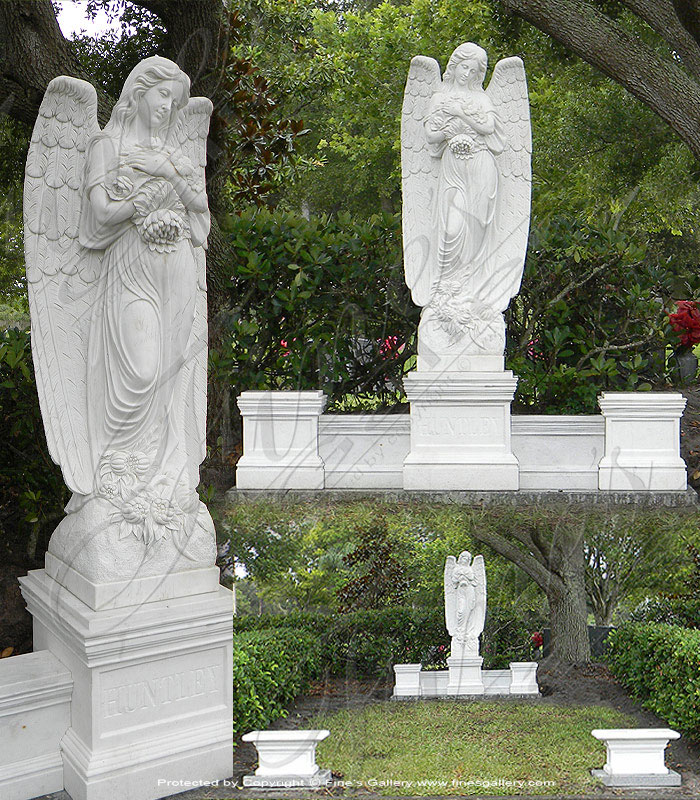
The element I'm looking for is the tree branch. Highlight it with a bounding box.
[499,0,700,160]
[463,521,565,596]
[619,0,700,80]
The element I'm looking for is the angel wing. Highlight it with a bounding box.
[167,97,213,489]
[401,55,442,307]
[444,554,457,635]
[471,554,487,637]
[24,76,102,495]
[478,56,531,311]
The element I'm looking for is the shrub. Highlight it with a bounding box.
[607,622,700,740]
[217,208,417,409]
[232,627,323,736]
[0,327,67,563]
[232,604,536,677]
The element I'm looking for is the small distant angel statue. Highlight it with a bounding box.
[402,43,531,364]
[24,56,216,579]
[444,551,487,656]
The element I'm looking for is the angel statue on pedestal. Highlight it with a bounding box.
[24,56,216,584]
[402,43,531,371]
[444,551,487,657]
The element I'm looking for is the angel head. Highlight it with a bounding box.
[104,56,190,141]
[444,43,488,91]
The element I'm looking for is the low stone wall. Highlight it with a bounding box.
[236,390,691,494]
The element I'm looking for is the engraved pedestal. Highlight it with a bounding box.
[403,371,519,490]
[19,570,233,800]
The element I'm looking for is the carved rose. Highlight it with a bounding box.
[138,209,185,252]
[150,496,177,527]
[448,134,475,159]
[99,450,151,497]
[111,475,185,548]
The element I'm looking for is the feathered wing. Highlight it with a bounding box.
[401,55,442,307]
[480,56,531,311]
[167,97,213,489]
[24,76,101,495]
[473,555,487,637]
[444,555,457,635]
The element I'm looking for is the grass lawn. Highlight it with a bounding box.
[312,701,638,795]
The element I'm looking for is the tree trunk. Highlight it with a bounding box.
[548,577,591,662]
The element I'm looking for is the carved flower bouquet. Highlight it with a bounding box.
[667,300,700,383]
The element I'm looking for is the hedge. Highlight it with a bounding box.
[232,628,323,736]
[607,622,700,740]
[232,605,535,677]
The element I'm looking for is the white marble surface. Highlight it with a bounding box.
[0,651,72,800]
[25,57,216,587]
[403,371,519,490]
[592,728,680,779]
[20,569,233,800]
[236,391,327,489]
[401,43,530,371]
[444,552,486,657]
[242,730,331,788]
[598,393,687,490]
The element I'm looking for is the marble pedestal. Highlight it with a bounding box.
[403,371,519,490]
[445,656,484,695]
[236,391,327,489]
[19,570,233,800]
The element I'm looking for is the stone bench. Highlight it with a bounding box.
[591,728,681,787]
[0,650,72,800]
[242,729,331,788]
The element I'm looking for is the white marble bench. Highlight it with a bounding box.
[242,729,332,788]
[591,728,681,787]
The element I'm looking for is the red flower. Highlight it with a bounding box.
[531,631,544,648]
[378,335,403,360]
[668,301,700,347]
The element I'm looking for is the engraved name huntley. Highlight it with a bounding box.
[103,664,222,718]
[415,415,499,438]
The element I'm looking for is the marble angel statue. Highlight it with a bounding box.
[402,43,531,369]
[24,56,215,582]
[444,551,487,657]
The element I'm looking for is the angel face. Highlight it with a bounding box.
[454,60,479,87]
[137,80,180,134]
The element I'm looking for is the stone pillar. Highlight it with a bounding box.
[403,372,519,490]
[445,655,484,695]
[392,664,422,697]
[236,391,327,490]
[509,661,539,694]
[598,392,687,491]
[19,571,233,800]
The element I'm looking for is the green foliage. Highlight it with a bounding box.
[217,208,416,405]
[231,627,323,735]
[507,215,700,413]
[629,597,700,629]
[337,517,410,612]
[0,328,67,562]
[607,623,700,740]
[232,604,539,675]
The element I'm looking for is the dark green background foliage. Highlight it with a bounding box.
[607,623,700,741]
[231,627,324,735]
[215,209,417,407]
[0,328,67,563]
[231,606,536,674]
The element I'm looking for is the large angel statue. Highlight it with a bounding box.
[402,43,531,369]
[24,56,216,582]
[444,551,487,657]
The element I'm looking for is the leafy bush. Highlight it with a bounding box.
[607,622,700,740]
[232,627,323,736]
[216,208,416,409]
[232,604,536,676]
[0,328,67,563]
